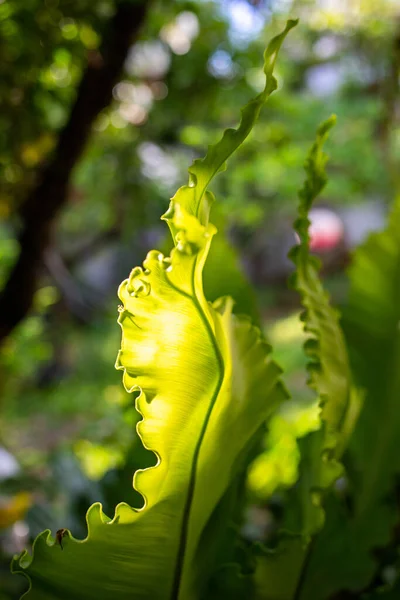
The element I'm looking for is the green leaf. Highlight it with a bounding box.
[298,193,400,598]
[255,117,357,600]
[13,282,285,599]
[288,115,357,532]
[289,116,349,455]
[12,21,296,600]
[255,534,307,600]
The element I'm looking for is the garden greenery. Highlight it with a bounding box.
[11,19,400,599]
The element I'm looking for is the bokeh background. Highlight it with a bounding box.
[0,0,399,597]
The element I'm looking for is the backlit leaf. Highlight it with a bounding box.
[12,21,296,600]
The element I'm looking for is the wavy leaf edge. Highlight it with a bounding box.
[12,20,298,600]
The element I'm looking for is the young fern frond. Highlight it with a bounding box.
[255,117,358,600]
[298,188,400,599]
[288,116,357,531]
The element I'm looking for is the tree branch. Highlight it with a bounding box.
[0,0,148,344]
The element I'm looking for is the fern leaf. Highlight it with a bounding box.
[255,118,357,600]
[12,22,296,600]
[298,195,400,598]
[288,115,355,532]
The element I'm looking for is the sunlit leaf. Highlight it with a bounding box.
[12,22,296,600]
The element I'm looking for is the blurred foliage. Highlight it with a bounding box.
[0,0,400,597]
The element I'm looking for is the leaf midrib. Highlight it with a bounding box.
[168,255,225,600]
